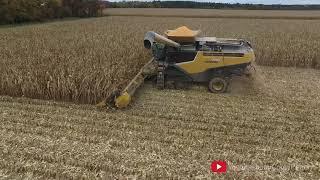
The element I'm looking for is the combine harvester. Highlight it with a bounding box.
[98,26,255,108]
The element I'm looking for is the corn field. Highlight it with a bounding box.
[0,11,320,179]
[0,16,319,104]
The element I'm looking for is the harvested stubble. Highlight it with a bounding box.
[0,16,319,104]
[0,66,319,179]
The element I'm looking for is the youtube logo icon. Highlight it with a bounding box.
[211,161,227,173]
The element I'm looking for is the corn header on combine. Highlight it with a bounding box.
[98,26,255,108]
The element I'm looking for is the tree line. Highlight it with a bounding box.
[0,0,105,24]
[108,1,320,10]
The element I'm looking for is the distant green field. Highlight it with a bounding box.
[105,8,320,20]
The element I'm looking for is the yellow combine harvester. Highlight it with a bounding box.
[98,26,255,108]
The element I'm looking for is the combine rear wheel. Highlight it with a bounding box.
[208,77,229,93]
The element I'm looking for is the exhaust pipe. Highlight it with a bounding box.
[144,31,180,49]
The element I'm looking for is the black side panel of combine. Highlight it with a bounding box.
[166,51,197,63]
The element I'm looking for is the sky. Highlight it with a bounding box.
[215,0,320,4]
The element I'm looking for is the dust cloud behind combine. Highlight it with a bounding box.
[228,63,274,97]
